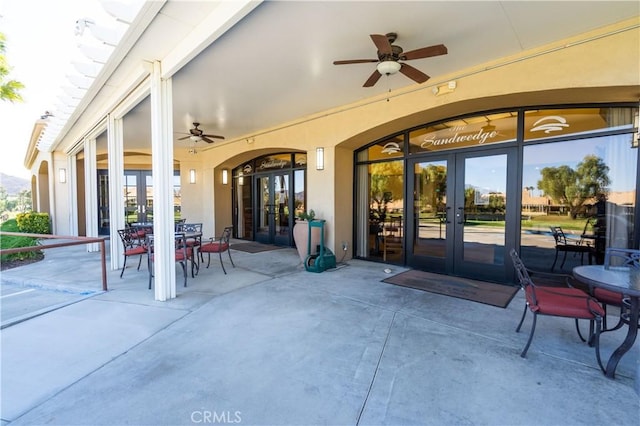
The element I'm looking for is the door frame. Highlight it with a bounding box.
[123,170,154,225]
[254,171,294,246]
[406,147,518,282]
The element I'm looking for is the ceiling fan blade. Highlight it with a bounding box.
[399,63,430,84]
[178,135,191,140]
[363,70,382,87]
[370,34,392,55]
[203,134,225,140]
[402,44,448,60]
[201,136,216,144]
[333,59,378,65]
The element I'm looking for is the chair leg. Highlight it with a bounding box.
[194,247,200,275]
[516,304,528,333]
[136,254,143,271]
[575,319,587,343]
[593,317,605,374]
[521,312,538,358]
[219,251,227,274]
[120,256,128,278]
[189,251,196,278]
[180,261,187,287]
[227,249,235,268]
[148,258,153,290]
[602,304,625,333]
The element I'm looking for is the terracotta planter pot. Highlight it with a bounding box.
[293,220,322,262]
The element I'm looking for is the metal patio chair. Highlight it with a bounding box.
[146,232,190,289]
[117,228,147,278]
[510,249,603,361]
[199,226,235,274]
[549,226,593,271]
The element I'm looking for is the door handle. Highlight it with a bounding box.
[445,206,451,224]
[456,207,464,224]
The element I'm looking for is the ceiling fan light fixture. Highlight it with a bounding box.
[377,60,401,75]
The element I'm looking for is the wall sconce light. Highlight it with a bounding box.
[59,168,67,183]
[316,147,324,170]
[189,169,196,184]
[222,168,229,185]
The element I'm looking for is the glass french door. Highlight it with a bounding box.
[98,170,181,235]
[408,148,516,282]
[123,171,154,225]
[255,172,292,245]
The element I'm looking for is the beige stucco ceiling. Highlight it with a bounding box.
[79,1,640,152]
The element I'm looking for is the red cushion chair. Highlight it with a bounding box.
[175,222,203,277]
[146,232,191,289]
[199,226,235,274]
[510,249,603,364]
[117,228,147,278]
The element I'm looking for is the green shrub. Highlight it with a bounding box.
[16,212,51,234]
[1,218,41,261]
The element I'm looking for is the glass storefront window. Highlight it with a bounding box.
[520,133,637,271]
[524,107,637,142]
[409,111,517,153]
[356,160,404,263]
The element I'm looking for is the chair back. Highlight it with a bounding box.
[220,226,232,247]
[118,228,140,249]
[146,232,188,260]
[174,218,186,231]
[178,222,203,234]
[510,249,533,289]
[510,249,541,307]
[550,226,568,245]
[604,248,640,269]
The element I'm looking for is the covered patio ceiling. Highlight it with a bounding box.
[86,1,639,151]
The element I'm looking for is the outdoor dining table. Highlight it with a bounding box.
[573,264,640,378]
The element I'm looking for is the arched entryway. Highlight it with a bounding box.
[231,152,307,246]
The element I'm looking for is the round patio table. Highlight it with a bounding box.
[573,265,640,379]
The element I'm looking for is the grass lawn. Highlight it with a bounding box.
[0,219,41,261]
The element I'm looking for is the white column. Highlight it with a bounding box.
[107,114,125,268]
[150,60,176,301]
[68,153,79,237]
[84,138,99,251]
[46,152,56,233]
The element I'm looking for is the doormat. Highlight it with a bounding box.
[382,269,519,308]
[231,242,284,253]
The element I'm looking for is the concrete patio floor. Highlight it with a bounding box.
[1,240,638,425]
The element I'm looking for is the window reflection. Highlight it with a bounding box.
[366,160,404,263]
[520,134,636,271]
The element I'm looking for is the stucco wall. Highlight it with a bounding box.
[192,21,639,253]
[37,19,640,252]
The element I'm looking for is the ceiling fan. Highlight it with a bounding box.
[178,122,225,144]
[333,32,447,87]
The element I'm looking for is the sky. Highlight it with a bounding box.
[0,0,115,179]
